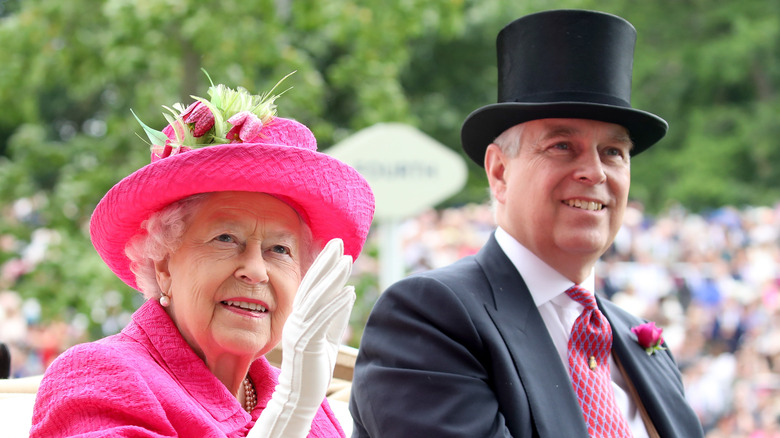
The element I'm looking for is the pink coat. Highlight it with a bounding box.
[29,300,345,437]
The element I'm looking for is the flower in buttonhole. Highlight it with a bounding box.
[131,70,294,161]
[631,321,666,355]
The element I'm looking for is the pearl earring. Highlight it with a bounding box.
[159,293,170,307]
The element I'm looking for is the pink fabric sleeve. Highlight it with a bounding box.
[310,399,347,438]
[29,343,178,438]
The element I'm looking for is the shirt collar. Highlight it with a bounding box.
[494,227,595,307]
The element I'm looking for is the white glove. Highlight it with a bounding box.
[249,238,355,438]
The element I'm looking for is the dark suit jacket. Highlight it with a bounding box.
[350,234,704,437]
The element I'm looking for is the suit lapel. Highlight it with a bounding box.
[476,236,588,437]
[600,299,704,438]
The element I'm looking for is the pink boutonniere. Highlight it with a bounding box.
[631,322,666,355]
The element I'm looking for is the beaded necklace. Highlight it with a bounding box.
[243,376,256,413]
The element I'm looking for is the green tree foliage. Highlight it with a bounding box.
[606,0,780,210]
[0,0,778,339]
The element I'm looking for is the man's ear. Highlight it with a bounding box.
[484,144,508,204]
[154,257,172,295]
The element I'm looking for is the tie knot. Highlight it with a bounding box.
[565,285,597,310]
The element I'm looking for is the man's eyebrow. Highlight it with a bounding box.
[538,124,632,145]
[538,125,580,141]
[610,131,632,144]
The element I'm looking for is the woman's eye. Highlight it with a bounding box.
[215,234,234,243]
[271,245,291,255]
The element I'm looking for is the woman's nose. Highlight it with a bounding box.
[235,244,269,284]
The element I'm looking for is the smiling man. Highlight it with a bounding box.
[349,9,705,438]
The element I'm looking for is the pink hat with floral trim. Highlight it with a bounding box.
[89,75,375,290]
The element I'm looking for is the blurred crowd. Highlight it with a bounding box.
[3,198,780,437]
[603,202,780,437]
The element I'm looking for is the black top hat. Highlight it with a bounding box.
[460,9,668,166]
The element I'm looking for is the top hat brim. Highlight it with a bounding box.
[461,100,668,167]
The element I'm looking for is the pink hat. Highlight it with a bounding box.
[89,77,375,290]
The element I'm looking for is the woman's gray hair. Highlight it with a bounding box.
[125,193,318,300]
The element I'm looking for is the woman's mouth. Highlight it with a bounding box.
[221,300,268,315]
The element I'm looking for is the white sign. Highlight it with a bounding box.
[327,123,467,221]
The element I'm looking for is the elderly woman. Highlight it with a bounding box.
[29,77,374,437]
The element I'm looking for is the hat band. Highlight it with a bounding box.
[509,90,631,108]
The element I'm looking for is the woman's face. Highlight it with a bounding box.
[154,191,306,364]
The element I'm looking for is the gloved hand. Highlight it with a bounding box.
[249,238,355,438]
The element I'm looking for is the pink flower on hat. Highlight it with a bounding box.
[133,70,293,159]
[631,322,666,355]
[181,101,215,137]
[147,123,191,161]
[226,111,264,143]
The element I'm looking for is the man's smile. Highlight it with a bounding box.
[563,199,604,211]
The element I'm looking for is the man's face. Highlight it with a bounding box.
[485,118,632,281]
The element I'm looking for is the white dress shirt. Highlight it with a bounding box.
[495,227,649,438]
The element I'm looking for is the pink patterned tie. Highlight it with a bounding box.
[565,285,632,437]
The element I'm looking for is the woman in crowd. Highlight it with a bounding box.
[29,76,374,437]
